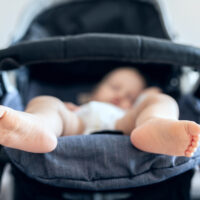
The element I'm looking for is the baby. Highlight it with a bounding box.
[0,67,199,157]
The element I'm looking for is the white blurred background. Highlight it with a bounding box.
[0,0,200,200]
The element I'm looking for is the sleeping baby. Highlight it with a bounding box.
[0,67,199,157]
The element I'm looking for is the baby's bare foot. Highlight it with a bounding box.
[0,106,57,153]
[130,118,200,157]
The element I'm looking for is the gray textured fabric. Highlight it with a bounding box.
[4,95,200,190]
[4,135,200,190]
[2,90,24,111]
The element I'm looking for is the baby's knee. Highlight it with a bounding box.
[141,92,177,108]
[29,95,61,104]
[28,96,63,107]
[154,93,177,104]
[149,93,179,112]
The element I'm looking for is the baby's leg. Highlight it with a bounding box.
[0,96,84,153]
[130,93,200,157]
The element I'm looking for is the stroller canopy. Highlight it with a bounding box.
[13,0,175,43]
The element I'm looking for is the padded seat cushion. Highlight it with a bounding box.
[4,95,200,190]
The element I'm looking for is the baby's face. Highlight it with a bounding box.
[91,69,145,110]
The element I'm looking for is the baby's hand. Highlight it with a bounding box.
[64,102,80,111]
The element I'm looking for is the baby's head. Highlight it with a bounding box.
[90,67,146,110]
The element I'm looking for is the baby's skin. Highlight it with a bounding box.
[131,117,200,157]
[0,67,199,157]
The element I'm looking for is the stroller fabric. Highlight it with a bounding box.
[4,94,200,190]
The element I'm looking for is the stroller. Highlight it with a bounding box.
[1,0,200,199]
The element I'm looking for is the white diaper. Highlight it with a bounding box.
[75,101,126,135]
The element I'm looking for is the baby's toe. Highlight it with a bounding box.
[188,146,195,152]
[191,140,199,147]
[193,135,200,140]
[186,121,200,136]
[185,150,193,157]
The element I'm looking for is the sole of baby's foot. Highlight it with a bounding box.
[0,106,57,153]
[130,118,200,157]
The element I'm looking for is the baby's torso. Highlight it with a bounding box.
[75,101,126,135]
